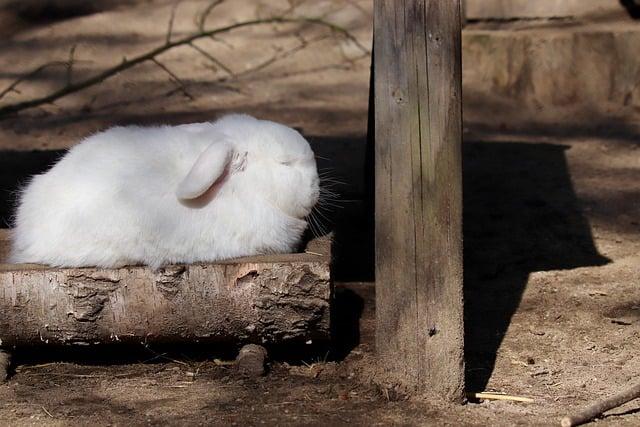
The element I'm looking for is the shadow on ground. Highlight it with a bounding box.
[0,135,611,379]
[462,140,610,390]
[0,0,136,38]
[313,137,611,389]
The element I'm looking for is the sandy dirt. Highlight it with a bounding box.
[0,1,639,425]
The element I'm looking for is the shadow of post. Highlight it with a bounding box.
[307,136,374,282]
[462,140,610,390]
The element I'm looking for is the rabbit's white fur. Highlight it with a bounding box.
[10,114,320,269]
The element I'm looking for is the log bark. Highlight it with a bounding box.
[0,233,331,347]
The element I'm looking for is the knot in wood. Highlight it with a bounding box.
[154,266,187,299]
[392,89,407,105]
[235,270,259,290]
[64,274,121,322]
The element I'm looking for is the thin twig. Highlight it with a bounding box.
[17,362,61,369]
[0,16,360,118]
[166,1,183,45]
[41,406,54,418]
[66,45,76,86]
[19,371,134,378]
[142,343,190,367]
[561,381,640,427]
[213,358,235,366]
[188,41,234,76]
[302,16,369,54]
[282,0,305,17]
[0,61,68,101]
[151,58,194,100]
[233,33,328,80]
[197,0,225,32]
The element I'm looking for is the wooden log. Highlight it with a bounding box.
[0,231,331,347]
[374,0,465,401]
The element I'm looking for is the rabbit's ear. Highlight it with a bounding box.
[176,141,232,200]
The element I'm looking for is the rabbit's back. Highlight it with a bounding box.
[10,116,315,269]
[11,125,209,267]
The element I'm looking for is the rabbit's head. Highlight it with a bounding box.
[176,115,320,221]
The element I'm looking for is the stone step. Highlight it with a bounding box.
[462,16,640,133]
[464,0,623,21]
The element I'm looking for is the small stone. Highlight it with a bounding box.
[236,344,268,377]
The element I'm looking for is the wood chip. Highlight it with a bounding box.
[468,392,534,403]
[611,318,633,326]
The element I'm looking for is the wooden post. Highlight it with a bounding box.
[374,0,464,401]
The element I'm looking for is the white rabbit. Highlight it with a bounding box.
[10,114,320,269]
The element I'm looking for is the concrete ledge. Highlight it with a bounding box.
[465,0,622,20]
[462,20,640,133]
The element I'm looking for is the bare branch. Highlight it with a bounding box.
[0,16,368,118]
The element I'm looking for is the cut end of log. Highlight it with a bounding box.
[0,350,10,382]
[560,417,573,427]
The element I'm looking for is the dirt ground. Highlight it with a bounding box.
[0,1,639,426]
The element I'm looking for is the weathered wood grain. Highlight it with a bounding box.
[0,231,331,348]
[374,0,464,401]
